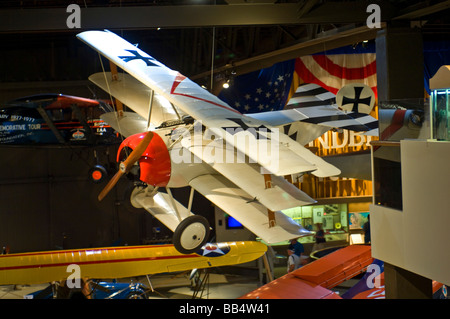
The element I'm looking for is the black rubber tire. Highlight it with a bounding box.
[88,165,108,184]
[173,215,210,254]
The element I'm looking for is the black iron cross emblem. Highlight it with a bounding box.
[342,86,372,113]
[222,118,272,140]
[119,49,159,67]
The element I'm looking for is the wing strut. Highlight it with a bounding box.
[36,105,66,144]
[109,62,124,118]
[146,89,155,130]
[166,187,183,222]
[262,168,276,228]
[187,187,195,214]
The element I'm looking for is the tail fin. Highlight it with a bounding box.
[285,83,378,136]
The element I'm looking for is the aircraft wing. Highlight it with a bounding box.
[189,174,313,244]
[78,30,340,178]
[179,130,316,211]
[0,241,267,285]
[101,111,149,137]
[90,71,185,127]
[240,244,373,299]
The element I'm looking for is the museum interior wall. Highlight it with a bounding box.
[371,140,450,286]
[0,143,215,253]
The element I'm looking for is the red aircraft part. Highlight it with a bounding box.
[117,132,171,187]
[45,95,101,109]
[240,245,373,299]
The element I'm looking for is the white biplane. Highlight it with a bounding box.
[77,30,377,254]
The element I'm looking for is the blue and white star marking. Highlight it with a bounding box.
[196,243,231,257]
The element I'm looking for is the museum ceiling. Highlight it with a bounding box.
[0,0,449,87]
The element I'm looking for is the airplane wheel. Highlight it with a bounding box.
[173,215,210,254]
[88,165,108,184]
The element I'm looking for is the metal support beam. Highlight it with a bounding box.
[192,24,385,79]
[0,4,303,32]
[0,2,399,33]
[375,26,424,101]
[393,0,450,20]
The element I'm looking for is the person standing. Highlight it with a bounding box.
[363,215,371,244]
[313,223,326,252]
[287,249,300,272]
[288,238,304,257]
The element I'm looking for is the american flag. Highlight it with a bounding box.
[295,46,377,98]
[218,59,296,114]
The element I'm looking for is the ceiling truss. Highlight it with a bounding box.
[0,0,449,88]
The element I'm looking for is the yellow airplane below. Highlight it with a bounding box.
[0,241,267,285]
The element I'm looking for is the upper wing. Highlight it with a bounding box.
[101,111,149,137]
[90,71,185,127]
[78,30,339,178]
[78,30,239,120]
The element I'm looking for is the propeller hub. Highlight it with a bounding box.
[117,131,171,187]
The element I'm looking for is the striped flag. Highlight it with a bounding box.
[294,51,377,98]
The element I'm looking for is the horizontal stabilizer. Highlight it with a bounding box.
[189,174,313,244]
[248,83,378,137]
[286,83,378,135]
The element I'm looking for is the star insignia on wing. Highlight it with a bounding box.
[201,244,225,256]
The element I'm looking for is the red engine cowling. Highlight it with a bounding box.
[117,131,171,187]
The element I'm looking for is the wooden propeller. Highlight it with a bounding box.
[98,132,154,201]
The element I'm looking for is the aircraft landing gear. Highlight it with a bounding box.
[124,183,159,212]
[126,183,148,209]
[124,183,210,255]
[88,164,108,184]
[173,215,210,254]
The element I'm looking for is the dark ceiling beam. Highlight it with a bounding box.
[0,4,301,32]
[191,23,385,79]
[0,2,394,33]
[393,0,450,20]
[296,0,397,24]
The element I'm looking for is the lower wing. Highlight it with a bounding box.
[189,174,313,244]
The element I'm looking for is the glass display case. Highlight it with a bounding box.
[282,204,350,244]
[430,65,450,141]
[431,88,450,141]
